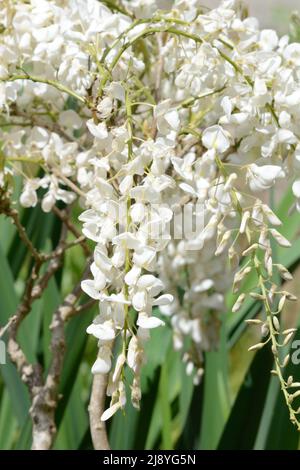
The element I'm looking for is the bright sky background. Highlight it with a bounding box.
[202,0,300,33]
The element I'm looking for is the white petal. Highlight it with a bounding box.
[248,164,285,192]
[124,266,141,286]
[292,180,300,199]
[112,353,126,383]
[202,125,231,153]
[154,99,171,118]
[105,81,125,102]
[59,110,82,129]
[132,246,156,267]
[164,109,180,131]
[111,246,125,268]
[261,204,282,226]
[221,96,232,117]
[130,203,145,223]
[119,175,133,195]
[86,322,115,341]
[113,232,142,250]
[270,229,291,248]
[283,43,300,66]
[101,403,121,421]
[41,193,56,213]
[20,189,37,208]
[260,29,278,51]
[94,249,113,272]
[277,129,297,144]
[179,182,196,196]
[86,119,108,140]
[153,294,174,306]
[137,314,165,329]
[127,336,138,370]
[132,290,147,311]
[91,268,107,291]
[137,274,162,289]
[81,280,100,299]
[193,279,214,293]
[91,356,111,374]
[100,293,131,305]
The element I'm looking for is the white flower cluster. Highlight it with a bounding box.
[1,0,300,426]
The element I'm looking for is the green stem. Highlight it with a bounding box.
[258,274,300,430]
[98,19,280,126]
[6,156,43,164]
[3,75,88,106]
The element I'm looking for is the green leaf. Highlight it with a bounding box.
[0,217,15,254]
[0,388,18,449]
[145,345,185,450]
[199,319,231,450]
[218,346,273,449]
[0,245,29,425]
[110,327,173,450]
[55,307,95,426]
[14,418,32,450]
[255,327,300,450]
[175,384,203,450]
[18,299,42,363]
[54,369,89,449]
[109,381,140,451]
[172,362,194,445]
[159,362,173,450]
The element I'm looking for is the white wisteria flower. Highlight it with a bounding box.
[202,125,232,153]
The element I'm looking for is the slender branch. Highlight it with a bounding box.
[6,227,67,384]
[73,298,96,316]
[9,107,86,152]
[52,206,91,257]
[51,167,87,199]
[4,219,70,449]
[3,74,88,106]
[7,260,44,391]
[88,353,111,450]
[0,196,83,264]
[2,203,40,260]
[30,257,93,449]
[30,257,62,299]
[100,0,134,18]
[41,235,86,261]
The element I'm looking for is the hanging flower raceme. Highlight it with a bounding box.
[1,0,300,429]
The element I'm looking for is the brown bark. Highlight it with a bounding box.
[88,370,111,450]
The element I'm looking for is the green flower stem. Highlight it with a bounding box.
[179,85,226,109]
[258,273,300,430]
[100,16,190,64]
[3,75,89,106]
[123,88,134,343]
[6,156,43,164]
[98,19,280,125]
